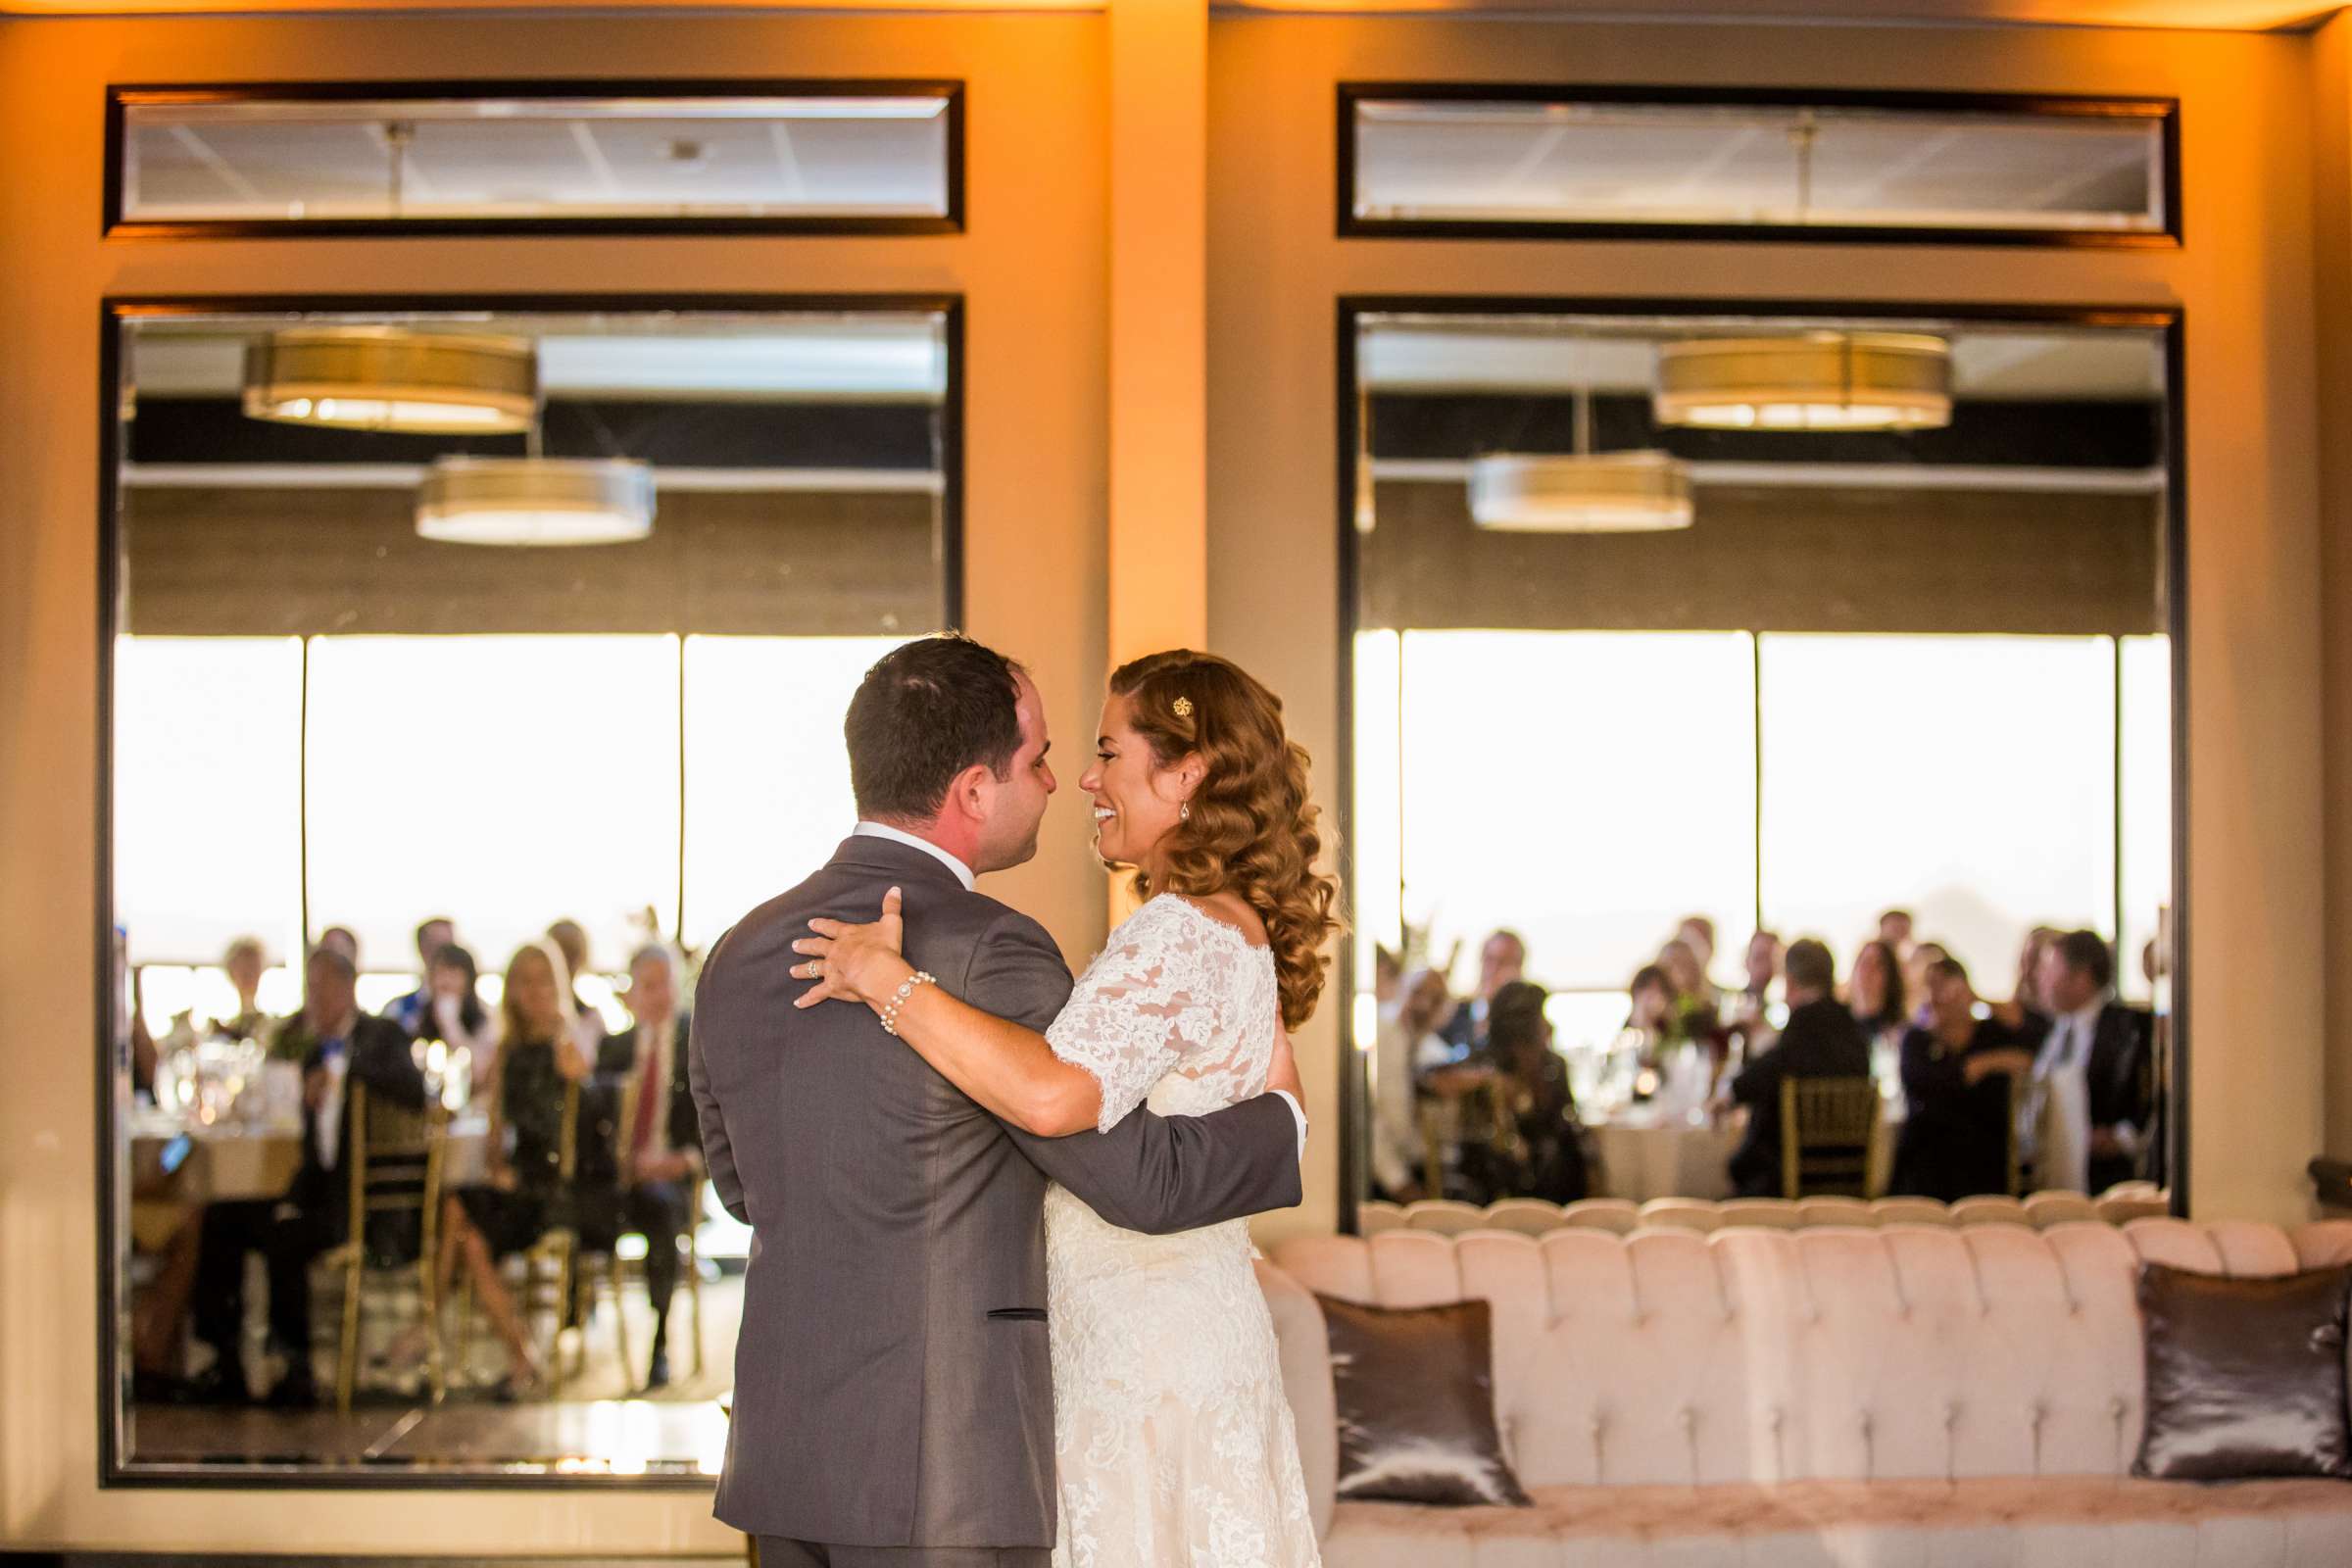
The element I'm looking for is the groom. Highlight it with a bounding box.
[690,634,1306,1568]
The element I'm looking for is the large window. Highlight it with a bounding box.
[106,301,956,1481]
[1345,304,2179,1217]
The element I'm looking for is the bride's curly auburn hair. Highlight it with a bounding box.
[1108,650,1343,1031]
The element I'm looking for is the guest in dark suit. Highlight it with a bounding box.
[191,946,425,1405]
[1889,956,2037,1201]
[585,942,703,1389]
[2031,929,2155,1194]
[1726,938,1871,1198]
[381,915,456,1039]
[690,634,1301,1562]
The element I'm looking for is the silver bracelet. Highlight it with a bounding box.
[879,970,937,1037]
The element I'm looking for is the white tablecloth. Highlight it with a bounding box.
[1590,1112,1743,1202]
[130,1112,492,1203]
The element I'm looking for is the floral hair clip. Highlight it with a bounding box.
[1172,696,1195,718]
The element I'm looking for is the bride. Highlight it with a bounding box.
[794,648,1335,1568]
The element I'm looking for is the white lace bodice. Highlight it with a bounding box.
[1039,893,1319,1567]
[1045,893,1280,1130]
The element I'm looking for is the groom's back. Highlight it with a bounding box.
[690,836,1073,1548]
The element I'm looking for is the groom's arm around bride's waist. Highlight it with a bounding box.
[966,906,1301,1234]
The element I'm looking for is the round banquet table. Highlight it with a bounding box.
[129,1109,493,1204]
[1588,1109,1744,1202]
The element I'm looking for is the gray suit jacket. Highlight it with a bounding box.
[690,834,1303,1548]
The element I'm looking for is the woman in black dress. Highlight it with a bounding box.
[442,939,592,1395]
[1889,956,2037,1201]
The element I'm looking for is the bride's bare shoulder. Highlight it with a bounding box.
[1160,889,1269,950]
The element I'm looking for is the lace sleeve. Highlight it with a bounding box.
[1047,897,1222,1133]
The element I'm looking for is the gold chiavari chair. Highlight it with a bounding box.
[323,1082,448,1416]
[1780,1076,1879,1200]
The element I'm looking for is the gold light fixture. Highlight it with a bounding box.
[1468,360,1694,533]
[1468,449,1693,533]
[416,457,656,547]
[1654,331,1952,432]
[243,327,539,434]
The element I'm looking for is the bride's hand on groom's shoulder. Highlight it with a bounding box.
[792,886,910,1011]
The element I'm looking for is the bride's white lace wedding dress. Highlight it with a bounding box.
[1041,892,1322,1568]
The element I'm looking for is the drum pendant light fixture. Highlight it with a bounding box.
[1468,449,1693,533]
[1653,331,1952,432]
[243,327,539,434]
[1468,354,1694,533]
[416,457,656,547]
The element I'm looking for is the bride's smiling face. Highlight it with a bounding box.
[1079,692,1196,869]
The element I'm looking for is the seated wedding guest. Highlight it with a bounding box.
[1626,963,1677,1049]
[2030,929,2154,1194]
[1888,956,2035,1201]
[1901,939,1948,1028]
[1726,938,1870,1199]
[583,943,706,1388]
[382,916,457,1038]
[1729,929,1784,1059]
[190,946,423,1405]
[1656,936,1726,1068]
[317,926,360,965]
[1878,907,1915,956]
[1371,966,1456,1202]
[545,917,609,1053]
[1462,981,1585,1204]
[1677,914,1718,986]
[209,935,272,1043]
[1441,927,1526,1054]
[414,942,498,1100]
[1847,938,1909,1097]
[435,939,590,1396]
[1989,925,2059,1052]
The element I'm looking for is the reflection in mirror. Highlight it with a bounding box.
[109,303,956,1478]
[1346,309,2177,1229]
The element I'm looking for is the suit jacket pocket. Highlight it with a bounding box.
[987,1306,1048,1322]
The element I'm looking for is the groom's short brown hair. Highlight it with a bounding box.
[846,634,1025,823]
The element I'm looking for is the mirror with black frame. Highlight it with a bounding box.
[105,301,958,1478]
[1343,305,2180,1229]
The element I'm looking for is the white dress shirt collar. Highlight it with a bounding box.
[853,820,977,892]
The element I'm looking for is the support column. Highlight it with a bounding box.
[1106,0,1208,665]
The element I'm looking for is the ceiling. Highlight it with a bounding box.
[1,0,2338,28]
[1353,100,2161,231]
[123,98,949,223]
[1233,0,2335,26]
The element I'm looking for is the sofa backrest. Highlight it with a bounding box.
[1366,1191,2171,1238]
[1266,1218,2352,1509]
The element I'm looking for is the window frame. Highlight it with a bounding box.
[1336,83,2182,249]
[97,290,963,1489]
[1332,295,2188,1232]
[105,78,967,240]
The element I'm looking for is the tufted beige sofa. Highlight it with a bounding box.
[1362,1189,2172,1238]
[1258,1218,2352,1564]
